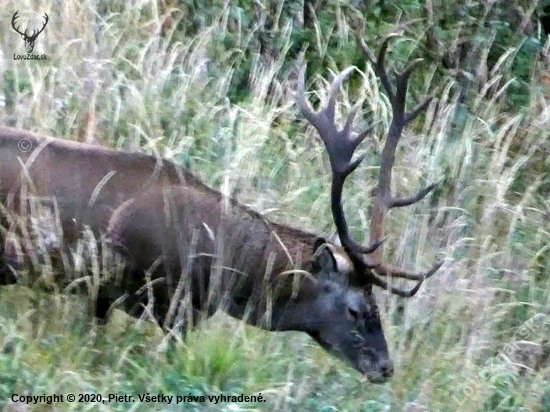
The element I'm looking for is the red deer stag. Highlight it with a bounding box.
[0,35,441,383]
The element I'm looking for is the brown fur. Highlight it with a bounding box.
[0,127,322,327]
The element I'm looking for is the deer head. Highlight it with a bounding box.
[294,35,443,380]
[303,239,393,382]
[12,11,49,53]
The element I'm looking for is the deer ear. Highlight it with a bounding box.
[312,238,336,273]
[312,238,349,285]
[313,237,327,253]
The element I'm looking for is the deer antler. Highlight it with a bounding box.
[295,65,382,263]
[359,34,442,295]
[296,34,442,297]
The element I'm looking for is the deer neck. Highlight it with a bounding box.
[222,221,320,330]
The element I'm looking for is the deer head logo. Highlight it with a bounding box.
[11,11,49,53]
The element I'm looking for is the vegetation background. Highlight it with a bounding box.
[0,0,549,410]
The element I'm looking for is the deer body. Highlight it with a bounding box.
[0,127,392,381]
[0,128,318,317]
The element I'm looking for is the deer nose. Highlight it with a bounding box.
[379,359,394,378]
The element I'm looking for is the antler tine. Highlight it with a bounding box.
[399,58,424,87]
[352,122,379,152]
[358,33,401,105]
[377,34,398,73]
[325,66,355,122]
[374,260,443,281]
[390,181,438,208]
[370,273,425,297]
[342,101,361,137]
[368,260,443,297]
[353,260,434,297]
[295,65,318,128]
[394,58,424,119]
[405,95,434,125]
[295,64,382,257]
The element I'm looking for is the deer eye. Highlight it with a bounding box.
[346,307,360,322]
[366,310,382,328]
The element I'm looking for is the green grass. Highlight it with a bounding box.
[1,1,549,411]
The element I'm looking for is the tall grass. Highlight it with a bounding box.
[1,1,549,411]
